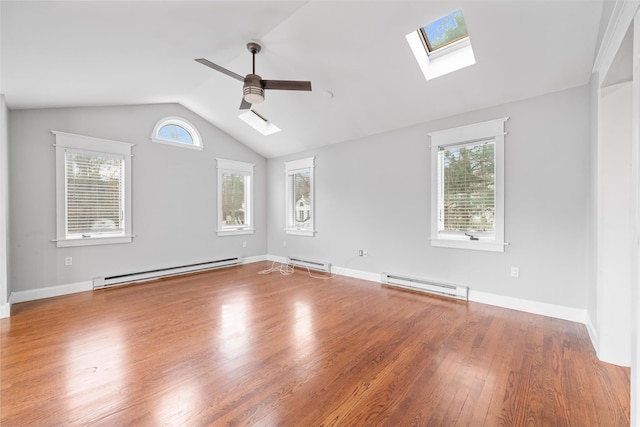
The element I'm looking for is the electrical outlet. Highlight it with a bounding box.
[283,241,287,247]
[65,257,73,266]
[242,241,247,248]
[510,266,519,278]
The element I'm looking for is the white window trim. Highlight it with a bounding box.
[53,131,134,248]
[285,157,315,236]
[217,158,255,236]
[406,30,475,81]
[429,117,508,252]
[151,116,203,150]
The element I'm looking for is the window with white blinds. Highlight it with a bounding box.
[217,158,255,236]
[65,151,124,236]
[285,157,314,236]
[429,118,507,252]
[53,131,133,247]
[438,140,495,234]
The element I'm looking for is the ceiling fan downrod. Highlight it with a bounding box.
[247,42,261,75]
[244,42,265,104]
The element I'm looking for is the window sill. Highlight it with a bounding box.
[431,238,505,252]
[217,228,255,237]
[286,229,315,237]
[151,137,203,151]
[55,235,133,248]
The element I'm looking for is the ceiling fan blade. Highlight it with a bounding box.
[262,80,312,91]
[195,58,245,82]
[239,98,252,110]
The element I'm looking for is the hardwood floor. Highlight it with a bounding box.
[1,262,630,426]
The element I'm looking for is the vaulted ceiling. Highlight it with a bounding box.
[1,1,605,158]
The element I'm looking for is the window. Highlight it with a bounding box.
[217,159,254,236]
[238,110,281,136]
[429,118,508,252]
[406,9,475,80]
[53,131,133,247]
[285,157,314,236]
[421,9,469,53]
[151,117,203,150]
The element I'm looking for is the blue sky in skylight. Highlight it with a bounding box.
[422,9,468,52]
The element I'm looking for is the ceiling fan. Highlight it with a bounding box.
[195,42,312,110]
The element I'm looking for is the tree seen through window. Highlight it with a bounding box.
[221,173,247,226]
[440,141,495,233]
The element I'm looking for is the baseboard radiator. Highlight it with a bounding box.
[381,272,468,301]
[93,257,242,290]
[287,256,332,273]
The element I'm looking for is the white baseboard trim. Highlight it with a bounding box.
[10,281,93,304]
[242,254,268,264]
[7,258,270,309]
[262,259,587,326]
[0,302,10,318]
[585,312,599,357]
[4,259,589,333]
[262,258,588,325]
[6,258,271,309]
[331,266,379,283]
[468,289,588,324]
[266,254,287,263]
[263,256,378,282]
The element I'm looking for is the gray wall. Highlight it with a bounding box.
[9,103,267,292]
[1,94,9,306]
[267,85,590,309]
[8,86,591,311]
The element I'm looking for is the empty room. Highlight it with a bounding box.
[1,1,639,425]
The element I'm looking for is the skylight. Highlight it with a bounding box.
[406,9,475,81]
[421,9,469,53]
[238,110,281,136]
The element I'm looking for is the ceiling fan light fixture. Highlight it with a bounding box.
[243,85,265,104]
[243,73,264,104]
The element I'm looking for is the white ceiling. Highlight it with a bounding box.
[1,1,604,158]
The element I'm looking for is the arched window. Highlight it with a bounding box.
[151,117,203,150]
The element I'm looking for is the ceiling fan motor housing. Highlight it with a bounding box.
[243,74,265,104]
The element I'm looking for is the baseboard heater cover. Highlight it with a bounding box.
[286,256,332,273]
[381,272,468,301]
[93,257,242,290]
